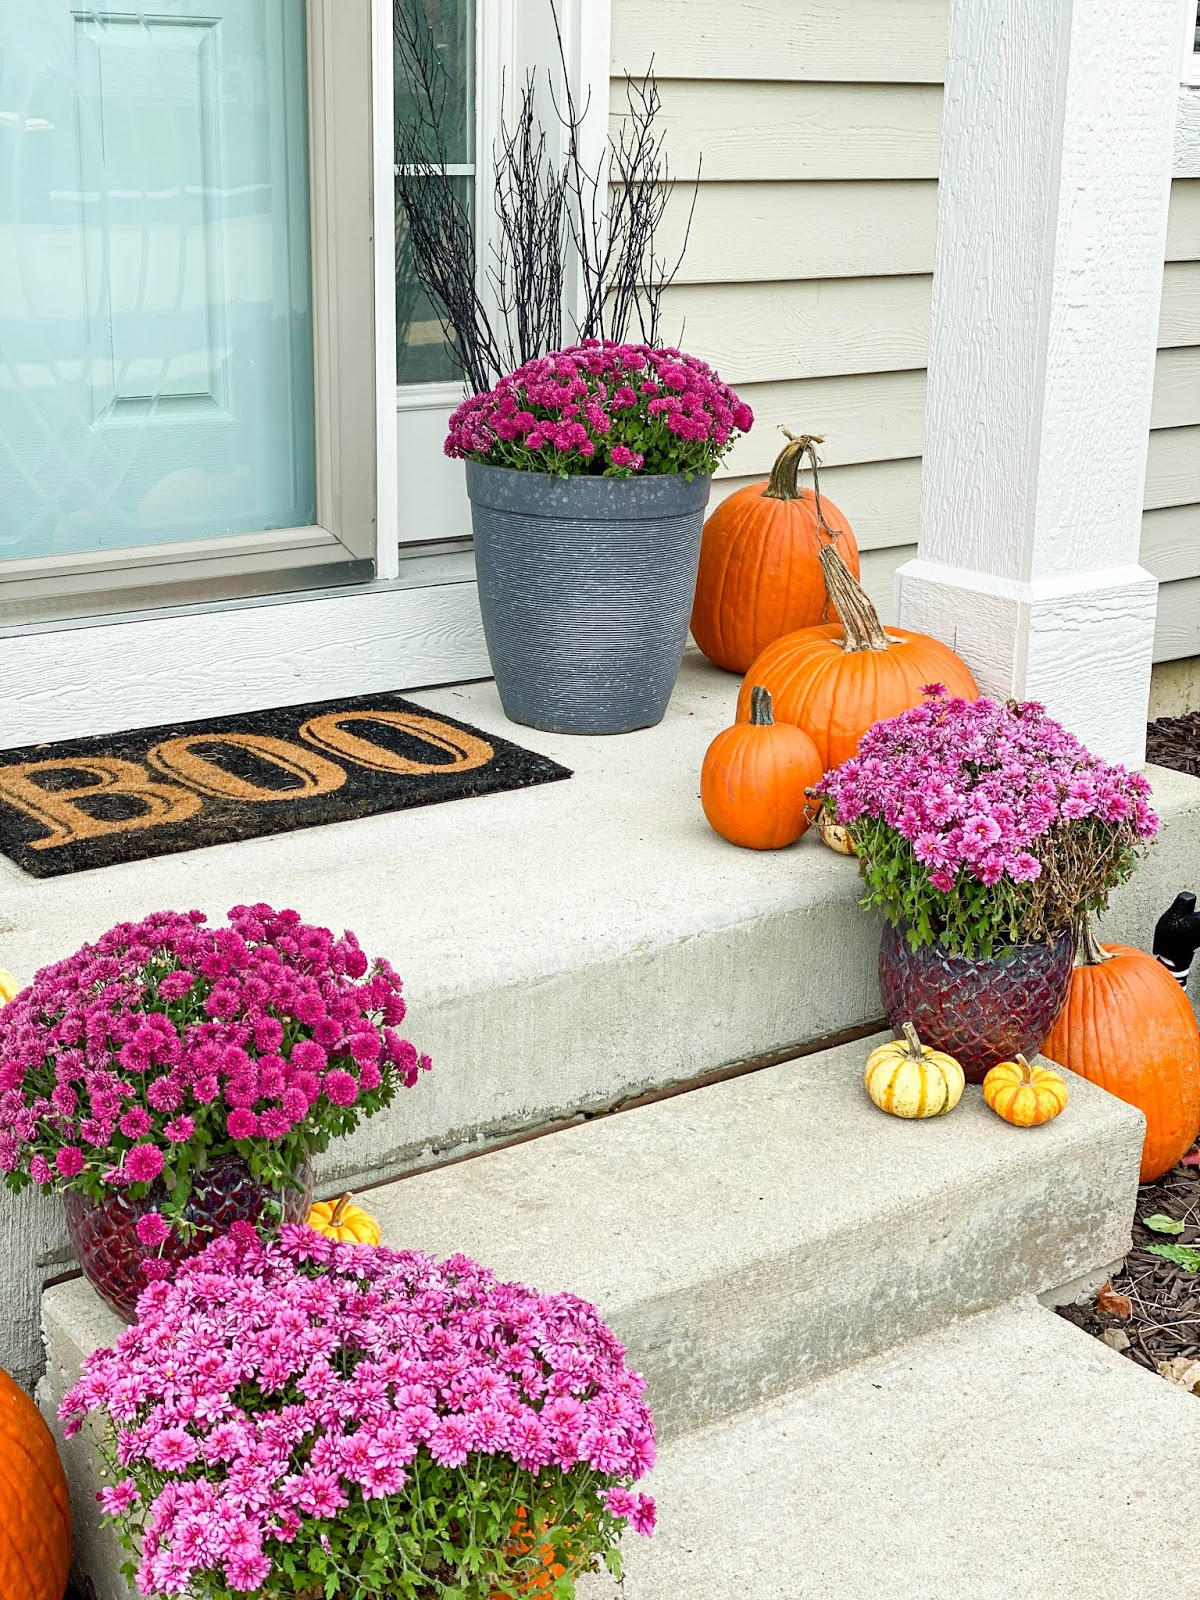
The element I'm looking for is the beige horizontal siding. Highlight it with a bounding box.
[639,82,943,181]
[1145,426,1200,510]
[665,181,938,283]
[1167,180,1200,261]
[613,0,1200,660]
[1156,580,1200,662]
[720,350,1198,480]
[1159,263,1200,347]
[612,0,949,84]
[671,178,1197,285]
[1142,505,1200,583]
[1152,347,1200,430]
[665,276,931,385]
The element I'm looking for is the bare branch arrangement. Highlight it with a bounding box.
[393,0,696,395]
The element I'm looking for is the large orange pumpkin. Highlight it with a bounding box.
[690,431,861,673]
[0,1368,71,1600]
[700,685,823,849]
[735,544,979,770]
[1042,917,1200,1182]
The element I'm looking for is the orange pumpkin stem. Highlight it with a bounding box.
[331,1193,353,1226]
[900,1021,925,1060]
[747,685,774,725]
[1014,1054,1035,1084]
[818,542,892,653]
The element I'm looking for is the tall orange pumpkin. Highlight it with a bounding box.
[0,1369,71,1600]
[1042,917,1200,1182]
[690,431,860,673]
[735,544,979,770]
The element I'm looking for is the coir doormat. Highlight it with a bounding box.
[0,691,572,879]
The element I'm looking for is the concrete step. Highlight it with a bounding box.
[579,1299,1200,1600]
[6,656,1199,1388]
[41,1031,1146,1597]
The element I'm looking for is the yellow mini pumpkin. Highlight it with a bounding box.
[0,970,19,1006]
[982,1054,1068,1127]
[865,1023,965,1119]
[306,1192,382,1246]
[814,805,857,856]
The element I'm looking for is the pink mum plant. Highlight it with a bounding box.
[816,691,1159,958]
[0,905,430,1236]
[446,338,753,478]
[61,1228,656,1599]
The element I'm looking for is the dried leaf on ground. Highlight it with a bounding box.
[1095,1281,1133,1319]
[1157,1356,1200,1394]
[1100,1328,1131,1352]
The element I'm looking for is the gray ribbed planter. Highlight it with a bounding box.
[466,461,711,734]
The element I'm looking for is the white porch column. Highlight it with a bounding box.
[895,0,1183,767]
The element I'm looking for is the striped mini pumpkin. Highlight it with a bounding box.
[865,1024,965,1119]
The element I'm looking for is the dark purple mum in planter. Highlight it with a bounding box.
[0,904,430,1316]
[816,690,1160,1080]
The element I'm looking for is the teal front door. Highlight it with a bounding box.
[0,1,316,563]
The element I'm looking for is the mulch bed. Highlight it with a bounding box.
[1146,710,1200,778]
[1057,1159,1200,1380]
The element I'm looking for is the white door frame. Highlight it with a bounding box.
[1,0,611,748]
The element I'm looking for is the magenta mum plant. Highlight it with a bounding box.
[816,691,1159,958]
[445,338,753,478]
[61,1228,656,1599]
[0,905,429,1242]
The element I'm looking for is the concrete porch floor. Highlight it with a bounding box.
[4,652,1200,1385]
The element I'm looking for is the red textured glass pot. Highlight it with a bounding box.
[878,923,1074,1084]
[64,1156,312,1321]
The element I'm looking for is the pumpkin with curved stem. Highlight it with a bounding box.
[736,545,979,770]
[864,1023,965,1118]
[1043,916,1200,1181]
[306,1192,382,1246]
[700,686,823,849]
[0,1367,71,1600]
[982,1055,1069,1127]
[690,430,861,673]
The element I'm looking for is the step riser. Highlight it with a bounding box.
[618,1127,1138,1440]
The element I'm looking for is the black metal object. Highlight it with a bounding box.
[1153,892,1200,987]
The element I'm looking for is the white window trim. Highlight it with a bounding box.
[2,0,612,745]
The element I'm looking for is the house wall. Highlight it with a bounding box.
[611,1,1200,655]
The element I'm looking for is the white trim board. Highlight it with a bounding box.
[1177,86,1200,175]
[0,572,490,750]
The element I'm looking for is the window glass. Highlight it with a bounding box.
[394,0,475,385]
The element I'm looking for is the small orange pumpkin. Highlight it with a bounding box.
[1043,916,1200,1181]
[691,430,861,673]
[735,545,979,771]
[700,686,823,849]
[306,1193,382,1246]
[982,1054,1069,1127]
[0,1368,71,1600]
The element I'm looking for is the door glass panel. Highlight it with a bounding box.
[394,0,475,385]
[0,0,316,563]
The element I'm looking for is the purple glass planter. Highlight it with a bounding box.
[64,1155,312,1322]
[878,923,1074,1083]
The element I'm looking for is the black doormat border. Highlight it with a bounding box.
[0,691,571,879]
